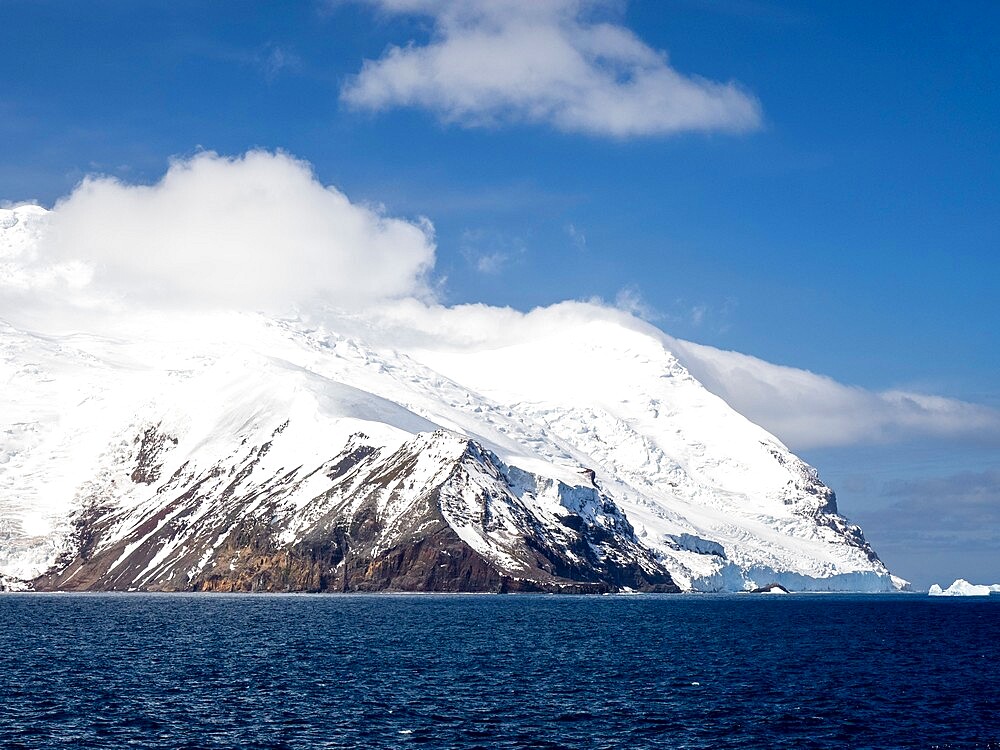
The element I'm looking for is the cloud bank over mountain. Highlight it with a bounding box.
[342,0,762,137]
[1,151,435,317]
[3,150,998,453]
[666,338,1000,450]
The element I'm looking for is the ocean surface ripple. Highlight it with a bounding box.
[0,594,997,749]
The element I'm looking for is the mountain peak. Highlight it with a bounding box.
[0,310,900,593]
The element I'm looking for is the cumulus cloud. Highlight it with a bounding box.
[341,0,762,137]
[0,150,435,320]
[2,150,997,453]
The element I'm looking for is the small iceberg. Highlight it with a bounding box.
[750,583,790,594]
[928,579,1000,597]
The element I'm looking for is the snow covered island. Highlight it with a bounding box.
[0,206,910,595]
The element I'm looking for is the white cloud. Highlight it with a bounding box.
[612,285,661,321]
[474,252,506,274]
[332,298,1000,451]
[342,0,762,137]
[665,338,1000,450]
[0,150,436,321]
[3,151,997,453]
[257,44,302,82]
[459,228,525,274]
[689,304,707,327]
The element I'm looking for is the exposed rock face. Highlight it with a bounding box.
[130,424,178,485]
[750,583,790,594]
[33,430,678,594]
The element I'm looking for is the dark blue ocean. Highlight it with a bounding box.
[0,594,997,749]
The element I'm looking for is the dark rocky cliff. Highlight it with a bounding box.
[33,429,678,594]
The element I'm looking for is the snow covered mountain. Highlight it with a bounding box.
[0,204,902,593]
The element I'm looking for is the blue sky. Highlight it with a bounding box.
[2,0,998,587]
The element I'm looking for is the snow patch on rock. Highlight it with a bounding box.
[0,256,903,593]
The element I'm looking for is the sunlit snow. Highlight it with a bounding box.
[0,205,902,592]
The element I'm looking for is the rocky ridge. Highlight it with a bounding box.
[32,425,676,593]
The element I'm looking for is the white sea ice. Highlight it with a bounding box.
[927,579,999,596]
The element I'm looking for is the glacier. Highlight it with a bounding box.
[0,204,903,593]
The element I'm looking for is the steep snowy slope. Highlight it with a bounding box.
[402,315,894,591]
[0,205,900,593]
[0,315,675,592]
